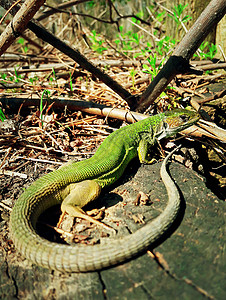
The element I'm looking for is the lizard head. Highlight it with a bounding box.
[156,109,200,140]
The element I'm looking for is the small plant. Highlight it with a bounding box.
[168,4,192,39]
[69,72,73,92]
[85,0,95,8]
[89,30,108,54]
[29,76,39,85]
[0,108,6,121]
[129,68,137,90]
[169,4,192,26]
[156,36,176,56]
[155,11,166,23]
[50,67,59,89]
[131,10,144,25]
[13,67,22,83]
[142,54,165,80]
[17,38,28,53]
[40,90,50,128]
[115,28,133,54]
[0,70,23,84]
[114,26,144,57]
[0,73,7,80]
[194,41,217,60]
[0,73,8,84]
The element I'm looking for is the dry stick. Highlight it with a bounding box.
[191,89,226,112]
[92,59,226,69]
[196,89,226,104]
[0,0,45,55]
[36,0,90,21]
[0,94,222,141]
[185,73,224,85]
[8,58,226,68]
[0,53,59,62]
[1,1,136,108]
[37,0,151,26]
[137,0,226,112]
[1,59,225,75]
[197,63,226,71]
[0,94,144,123]
[197,120,226,144]
[0,0,21,25]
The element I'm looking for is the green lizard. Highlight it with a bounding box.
[9,109,199,272]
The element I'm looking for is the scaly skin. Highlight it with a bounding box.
[9,109,199,272]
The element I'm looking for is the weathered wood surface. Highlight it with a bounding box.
[0,158,225,299]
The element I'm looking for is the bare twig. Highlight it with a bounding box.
[36,0,90,21]
[0,93,144,123]
[0,0,22,25]
[16,156,63,165]
[1,58,225,75]
[197,119,226,143]
[196,89,226,104]
[0,202,12,211]
[0,169,27,178]
[36,0,151,26]
[0,0,45,55]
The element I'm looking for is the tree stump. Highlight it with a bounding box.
[1,159,225,299]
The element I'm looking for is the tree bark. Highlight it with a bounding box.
[216,16,226,57]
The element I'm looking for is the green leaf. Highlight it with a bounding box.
[0,108,6,122]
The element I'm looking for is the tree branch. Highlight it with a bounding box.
[0,0,45,55]
[136,0,226,112]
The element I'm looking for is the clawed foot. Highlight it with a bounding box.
[58,205,116,233]
[58,180,116,234]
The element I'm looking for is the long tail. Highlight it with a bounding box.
[10,148,180,273]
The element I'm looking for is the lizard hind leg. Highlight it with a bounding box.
[59,180,113,232]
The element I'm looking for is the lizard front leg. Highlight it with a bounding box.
[138,134,157,164]
[59,180,113,231]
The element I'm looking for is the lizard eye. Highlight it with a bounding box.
[179,114,189,122]
[163,121,169,130]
